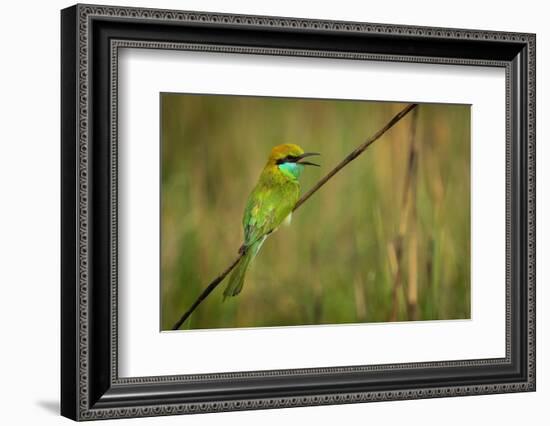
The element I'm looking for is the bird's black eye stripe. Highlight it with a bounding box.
[276,155,298,164]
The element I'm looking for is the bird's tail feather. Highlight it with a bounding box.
[223,239,263,300]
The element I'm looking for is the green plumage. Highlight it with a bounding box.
[223,144,317,300]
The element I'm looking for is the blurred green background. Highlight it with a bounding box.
[161,94,470,330]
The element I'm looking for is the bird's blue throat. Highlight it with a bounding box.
[278,162,304,179]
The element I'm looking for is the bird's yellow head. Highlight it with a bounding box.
[268,144,320,166]
[266,143,320,180]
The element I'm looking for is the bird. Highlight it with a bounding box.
[223,143,320,300]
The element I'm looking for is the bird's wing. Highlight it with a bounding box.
[242,188,276,246]
[242,183,298,247]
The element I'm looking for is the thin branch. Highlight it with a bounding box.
[171,253,244,330]
[293,103,418,212]
[171,103,419,330]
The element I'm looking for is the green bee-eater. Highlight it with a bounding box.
[223,144,320,299]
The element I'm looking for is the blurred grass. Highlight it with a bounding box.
[160,94,470,330]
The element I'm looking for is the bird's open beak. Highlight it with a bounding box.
[296,152,321,167]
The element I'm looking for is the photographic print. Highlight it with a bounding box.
[161,94,471,331]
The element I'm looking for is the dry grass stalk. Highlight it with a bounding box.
[388,107,419,321]
[354,272,368,321]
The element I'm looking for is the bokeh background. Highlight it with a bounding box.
[161,94,470,330]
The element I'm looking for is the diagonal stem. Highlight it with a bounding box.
[171,253,244,330]
[293,103,418,212]
[171,103,419,330]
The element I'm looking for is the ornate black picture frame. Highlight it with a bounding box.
[61,3,536,421]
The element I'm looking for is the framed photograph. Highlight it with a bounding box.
[61,4,536,421]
